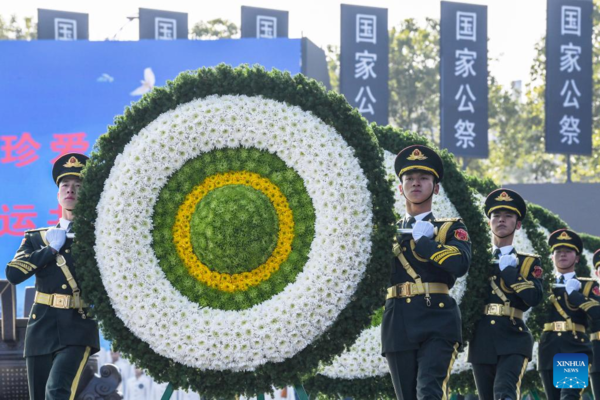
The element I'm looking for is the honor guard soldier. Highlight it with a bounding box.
[590,249,600,400]
[538,229,600,400]
[468,189,544,400]
[381,145,472,400]
[5,153,100,400]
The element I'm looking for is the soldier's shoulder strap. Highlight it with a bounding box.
[516,253,540,278]
[579,279,597,297]
[25,226,52,246]
[432,218,462,244]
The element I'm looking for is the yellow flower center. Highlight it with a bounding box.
[173,171,295,292]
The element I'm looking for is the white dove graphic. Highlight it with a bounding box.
[130,67,155,96]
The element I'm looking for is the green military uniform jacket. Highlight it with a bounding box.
[5,227,100,357]
[381,213,471,354]
[538,277,600,371]
[468,251,544,364]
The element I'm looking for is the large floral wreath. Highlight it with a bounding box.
[73,65,396,398]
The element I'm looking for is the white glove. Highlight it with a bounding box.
[412,220,435,242]
[566,278,582,295]
[46,228,67,252]
[499,254,518,271]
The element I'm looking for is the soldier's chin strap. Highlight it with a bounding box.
[492,227,516,240]
[491,218,520,239]
[401,185,436,206]
[564,258,578,271]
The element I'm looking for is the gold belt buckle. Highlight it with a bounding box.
[398,283,414,298]
[486,304,503,316]
[52,294,71,309]
[553,321,567,331]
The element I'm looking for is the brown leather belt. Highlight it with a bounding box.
[543,321,585,333]
[483,303,524,319]
[34,291,88,310]
[386,282,449,299]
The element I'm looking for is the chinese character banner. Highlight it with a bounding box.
[139,8,188,40]
[0,39,302,313]
[546,0,593,155]
[241,6,289,39]
[340,4,389,125]
[38,9,89,40]
[440,1,488,158]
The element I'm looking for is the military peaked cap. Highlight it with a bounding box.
[52,153,89,186]
[484,188,527,221]
[394,145,444,182]
[548,228,583,254]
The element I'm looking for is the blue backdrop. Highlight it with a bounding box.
[0,39,302,319]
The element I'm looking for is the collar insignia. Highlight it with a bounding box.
[407,149,427,161]
[495,191,513,202]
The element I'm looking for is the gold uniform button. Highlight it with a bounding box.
[439,303,445,308]
[518,277,523,281]
[65,249,70,253]
[32,314,36,319]
[406,298,411,304]
[582,339,585,342]
[519,327,523,331]
[558,333,562,337]
[491,320,496,325]
[557,296,561,300]
[402,247,407,252]
[61,284,67,289]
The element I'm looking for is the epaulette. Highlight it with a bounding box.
[25,227,50,233]
[517,252,540,259]
[434,218,461,222]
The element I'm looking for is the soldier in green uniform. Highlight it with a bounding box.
[5,153,100,400]
[538,229,600,400]
[381,145,472,400]
[468,189,544,400]
[590,249,600,400]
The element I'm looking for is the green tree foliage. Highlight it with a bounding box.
[388,18,440,144]
[190,18,239,39]
[0,15,36,40]
[465,71,565,183]
[325,44,340,92]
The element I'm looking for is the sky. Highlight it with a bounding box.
[2,0,547,89]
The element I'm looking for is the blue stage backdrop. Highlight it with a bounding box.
[0,39,302,317]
